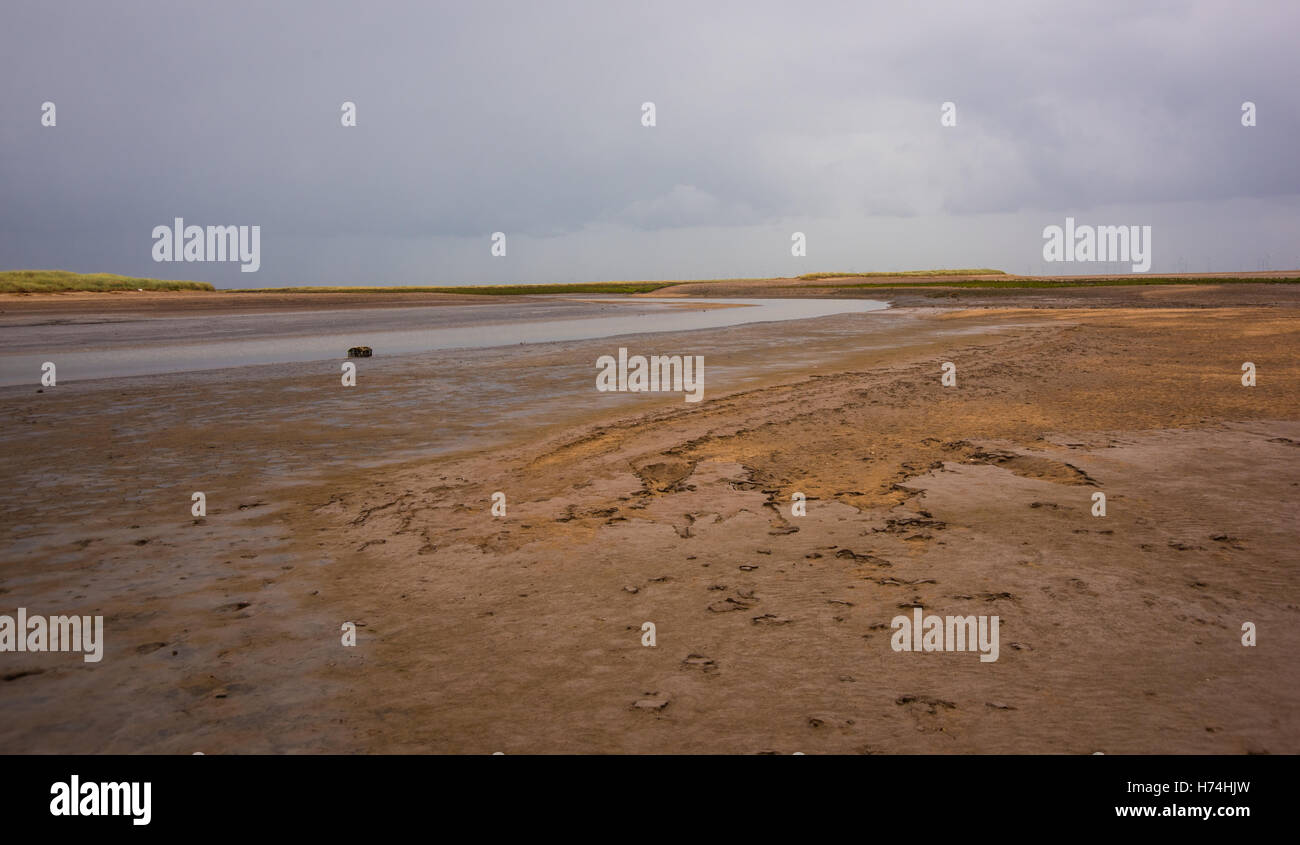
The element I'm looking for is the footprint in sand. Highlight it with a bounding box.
[681,654,718,673]
[3,669,45,682]
[834,549,891,566]
[1210,534,1245,549]
[895,695,958,730]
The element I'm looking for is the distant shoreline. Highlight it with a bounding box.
[4,267,1300,297]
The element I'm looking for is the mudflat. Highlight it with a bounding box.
[1,281,1296,753]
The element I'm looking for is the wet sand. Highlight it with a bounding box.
[1,282,1297,753]
[0,296,884,385]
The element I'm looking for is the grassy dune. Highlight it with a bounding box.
[227,282,679,295]
[811,276,1300,289]
[798,269,1007,280]
[0,270,215,293]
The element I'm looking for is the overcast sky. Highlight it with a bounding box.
[1,0,1297,287]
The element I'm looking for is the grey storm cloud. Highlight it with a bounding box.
[1,0,1297,285]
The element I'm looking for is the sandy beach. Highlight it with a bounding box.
[1,280,1297,754]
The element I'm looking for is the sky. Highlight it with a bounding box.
[1,0,1297,287]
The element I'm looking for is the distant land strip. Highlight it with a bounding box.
[806,276,1300,289]
[3,268,1299,295]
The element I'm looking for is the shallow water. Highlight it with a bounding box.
[0,296,888,385]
